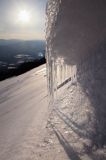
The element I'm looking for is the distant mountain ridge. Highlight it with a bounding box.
[0,39,45,46]
[0,39,45,64]
[0,39,46,81]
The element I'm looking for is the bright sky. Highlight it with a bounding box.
[0,0,47,40]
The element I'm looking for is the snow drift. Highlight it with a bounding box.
[46,0,106,149]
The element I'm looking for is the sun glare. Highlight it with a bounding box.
[18,10,31,23]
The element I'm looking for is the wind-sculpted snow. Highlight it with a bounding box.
[46,0,106,150]
[46,0,106,100]
[47,0,106,64]
[46,0,77,101]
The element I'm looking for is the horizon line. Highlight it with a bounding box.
[0,38,46,41]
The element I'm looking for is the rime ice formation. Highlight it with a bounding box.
[46,0,77,101]
[46,0,106,149]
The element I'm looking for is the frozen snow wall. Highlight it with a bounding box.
[46,0,106,147]
[46,0,78,101]
[46,0,106,100]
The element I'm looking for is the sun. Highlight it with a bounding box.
[18,10,31,24]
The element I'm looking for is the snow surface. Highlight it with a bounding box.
[0,65,49,160]
[46,0,106,100]
[0,0,106,159]
[45,82,106,160]
[46,0,106,157]
[47,0,106,64]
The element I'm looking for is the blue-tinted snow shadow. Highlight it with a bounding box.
[50,123,81,160]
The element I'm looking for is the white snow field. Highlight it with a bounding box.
[0,64,49,160]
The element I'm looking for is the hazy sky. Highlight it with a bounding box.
[0,0,47,40]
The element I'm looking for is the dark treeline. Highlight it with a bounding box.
[0,58,46,81]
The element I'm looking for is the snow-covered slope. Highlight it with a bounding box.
[0,65,49,160]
